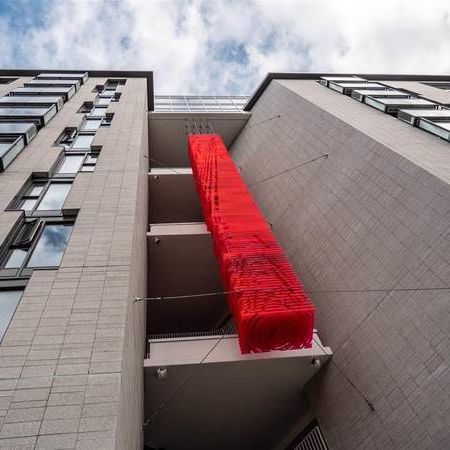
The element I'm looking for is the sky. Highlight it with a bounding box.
[0,0,449,95]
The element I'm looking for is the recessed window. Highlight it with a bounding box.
[27,223,72,267]
[90,107,107,117]
[72,133,94,149]
[5,249,27,269]
[78,102,93,114]
[12,86,75,101]
[81,119,102,131]
[106,78,126,86]
[92,85,104,93]
[0,289,23,341]
[422,82,450,90]
[57,155,85,174]
[10,179,72,214]
[0,218,74,277]
[19,182,46,211]
[55,151,99,175]
[100,91,115,98]
[96,97,111,106]
[0,78,17,85]
[55,128,77,148]
[36,183,71,211]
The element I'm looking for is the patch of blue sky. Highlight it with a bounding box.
[212,41,249,65]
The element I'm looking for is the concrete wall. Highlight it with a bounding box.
[0,76,147,449]
[230,80,450,450]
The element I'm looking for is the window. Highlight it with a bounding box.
[0,219,73,276]
[0,289,23,341]
[89,107,107,117]
[0,136,26,172]
[0,78,17,85]
[55,128,77,148]
[100,90,114,98]
[36,183,71,211]
[55,151,99,174]
[78,102,93,114]
[10,179,72,214]
[100,114,113,127]
[57,155,85,174]
[105,78,126,88]
[422,82,450,90]
[19,183,45,211]
[0,106,57,128]
[12,86,75,101]
[72,133,94,149]
[81,119,102,131]
[27,223,72,267]
[96,97,111,106]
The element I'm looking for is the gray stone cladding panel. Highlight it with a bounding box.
[230,79,450,450]
[0,76,147,450]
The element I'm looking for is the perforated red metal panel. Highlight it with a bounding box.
[188,134,314,353]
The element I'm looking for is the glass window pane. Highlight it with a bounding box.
[37,183,71,211]
[0,290,23,341]
[57,155,84,174]
[96,97,111,105]
[81,165,95,172]
[91,107,106,116]
[27,224,72,267]
[85,155,97,164]
[14,220,38,246]
[29,186,44,196]
[21,199,37,211]
[82,119,101,131]
[72,134,94,149]
[5,249,27,268]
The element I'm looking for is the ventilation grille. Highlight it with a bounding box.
[287,420,328,450]
[148,320,237,341]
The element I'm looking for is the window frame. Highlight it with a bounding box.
[0,216,74,277]
[7,176,73,217]
[0,287,24,343]
[53,149,100,176]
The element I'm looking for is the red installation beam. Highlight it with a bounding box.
[188,134,314,353]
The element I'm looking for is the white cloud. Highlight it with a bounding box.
[0,0,449,94]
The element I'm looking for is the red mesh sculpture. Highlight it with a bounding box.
[188,134,314,353]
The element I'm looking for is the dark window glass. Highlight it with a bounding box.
[27,224,72,267]
[37,183,71,211]
[56,128,77,148]
[14,220,38,246]
[0,290,23,341]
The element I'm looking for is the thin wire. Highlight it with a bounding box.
[142,154,187,176]
[312,335,375,412]
[143,326,229,429]
[248,154,329,188]
[133,285,450,302]
[246,114,282,130]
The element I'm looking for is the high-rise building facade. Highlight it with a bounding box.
[0,70,447,450]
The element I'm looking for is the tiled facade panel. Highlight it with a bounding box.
[230,80,450,450]
[0,77,147,449]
